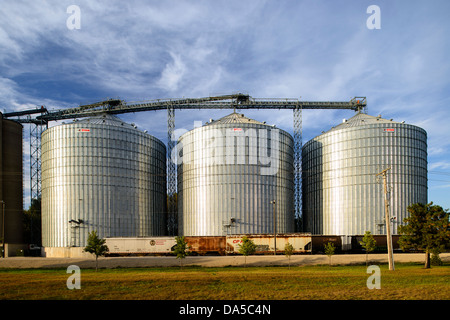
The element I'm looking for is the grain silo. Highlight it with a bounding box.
[0,114,25,257]
[41,114,166,255]
[302,112,427,236]
[177,112,294,236]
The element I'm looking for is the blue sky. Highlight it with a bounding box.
[1,0,449,210]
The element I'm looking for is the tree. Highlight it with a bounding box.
[83,230,109,271]
[284,242,294,269]
[238,236,257,267]
[398,202,450,268]
[431,246,444,266]
[359,231,377,266]
[324,242,336,266]
[173,236,190,269]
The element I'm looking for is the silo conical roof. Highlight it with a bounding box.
[206,112,269,126]
[329,112,401,132]
[75,113,139,130]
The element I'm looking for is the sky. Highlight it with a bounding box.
[1,0,449,210]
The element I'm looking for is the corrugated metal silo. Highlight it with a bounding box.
[41,114,167,248]
[0,115,24,256]
[302,112,427,235]
[177,112,294,236]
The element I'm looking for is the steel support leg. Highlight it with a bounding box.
[29,121,47,201]
[167,106,177,235]
[293,106,302,231]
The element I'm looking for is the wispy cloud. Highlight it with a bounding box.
[429,161,450,171]
[157,52,187,92]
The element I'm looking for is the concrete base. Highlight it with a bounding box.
[42,247,93,258]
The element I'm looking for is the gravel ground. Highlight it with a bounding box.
[0,253,448,269]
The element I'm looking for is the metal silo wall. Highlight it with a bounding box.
[177,122,294,236]
[1,118,24,246]
[302,121,427,236]
[41,120,167,247]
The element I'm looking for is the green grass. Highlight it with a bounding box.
[0,263,448,300]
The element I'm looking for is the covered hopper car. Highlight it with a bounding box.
[105,234,400,256]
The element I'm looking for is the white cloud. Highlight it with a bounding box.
[430,184,450,190]
[429,162,450,171]
[0,76,68,113]
[157,52,186,92]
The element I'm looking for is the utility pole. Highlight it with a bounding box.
[376,167,395,271]
[271,200,276,255]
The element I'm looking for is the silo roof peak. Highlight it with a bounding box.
[329,112,401,131]
[75,113,139,130]
[207,112,268,126]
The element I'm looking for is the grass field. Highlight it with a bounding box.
[0,263,448,300]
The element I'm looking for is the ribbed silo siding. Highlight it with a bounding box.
[178,121,294,237]
[1,119,24,245]
[41,121,166,247]
[302,122,427,236]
